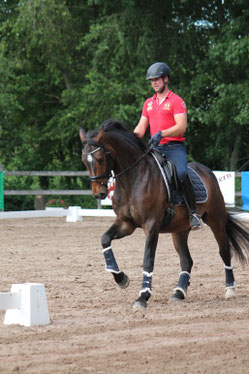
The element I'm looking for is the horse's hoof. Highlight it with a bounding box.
[170,289,185,301]
[113,272,130,289]
[118,273,130,289]
[133,299,147,309]
[225,288,236,299]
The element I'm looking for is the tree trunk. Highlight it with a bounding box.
[63,71,72,90]
[229,134,241,170]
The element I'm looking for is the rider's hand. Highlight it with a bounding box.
[149,131,162,146]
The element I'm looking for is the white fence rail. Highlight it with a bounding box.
[0,207,115,220]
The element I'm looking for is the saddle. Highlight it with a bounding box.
[151,149,208,206]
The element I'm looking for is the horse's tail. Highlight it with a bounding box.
[226,213,249,264]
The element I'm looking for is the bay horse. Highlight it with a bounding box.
[80,118,249,308]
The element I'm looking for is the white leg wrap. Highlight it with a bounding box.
[139,272,153,297]
[224,264,234,270]
[179,271,190,276]
[102,246,120,273]
[102,246,112,253]
[143,271,153,277]
[139,288,152,297]
[225,283,236,290]
[174,271,191,299]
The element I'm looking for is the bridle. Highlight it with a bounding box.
[82,139,113,187]
[83,138,153,186]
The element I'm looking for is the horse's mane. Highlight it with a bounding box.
[100,118,147,152]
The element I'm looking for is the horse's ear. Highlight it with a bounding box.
[95,128,104,143]
[79,128,86,144]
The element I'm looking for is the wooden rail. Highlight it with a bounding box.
[4,171,91,196]
[4,190,92,196]
[4,171,89,176]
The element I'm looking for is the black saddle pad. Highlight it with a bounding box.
[171,166,208,206]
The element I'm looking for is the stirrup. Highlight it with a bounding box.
[189,213,202,231]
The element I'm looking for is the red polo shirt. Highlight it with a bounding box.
[142,90,187,144]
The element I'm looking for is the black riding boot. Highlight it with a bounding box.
[180,174,202,231]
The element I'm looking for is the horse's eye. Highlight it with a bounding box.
[98,158,104,165]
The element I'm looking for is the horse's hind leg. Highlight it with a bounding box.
[203,213,235,298]
[171,230,193,300]
[101,218,136,289]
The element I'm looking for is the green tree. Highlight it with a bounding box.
[188,1,249,170]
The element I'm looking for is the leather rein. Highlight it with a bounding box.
[82,139,152,186]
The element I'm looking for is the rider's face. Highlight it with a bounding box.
[150,76,167,93]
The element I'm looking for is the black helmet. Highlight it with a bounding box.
[146,62,171,80]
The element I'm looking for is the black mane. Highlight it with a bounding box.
[100,118,147,152]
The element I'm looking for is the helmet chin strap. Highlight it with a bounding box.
[158,76,166,93]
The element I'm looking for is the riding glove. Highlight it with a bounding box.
[149,131,162,146]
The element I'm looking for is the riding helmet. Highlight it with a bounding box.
[146,62,171,80]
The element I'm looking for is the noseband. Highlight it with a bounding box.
[82,139,113,187]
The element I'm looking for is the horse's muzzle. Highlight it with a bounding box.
[94,192,108,200]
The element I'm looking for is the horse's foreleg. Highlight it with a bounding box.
[133,223,159,309]
[101,219,135,289]
[171,231,193,301]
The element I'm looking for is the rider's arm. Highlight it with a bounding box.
[161,113,187,138]
[134,116,149,138]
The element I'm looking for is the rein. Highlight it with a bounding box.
[83,137,153,184]
[115,146,153,179]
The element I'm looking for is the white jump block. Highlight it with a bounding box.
[0,283,50,326]
[66,206,82,222]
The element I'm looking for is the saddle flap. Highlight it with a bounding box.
[151,149,208,206]
[151,149,178,190]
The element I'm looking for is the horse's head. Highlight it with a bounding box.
[80,118,148,199]
[79,127,113,200]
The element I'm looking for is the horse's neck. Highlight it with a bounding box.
[104,133,139,164]
[111,144,144,177]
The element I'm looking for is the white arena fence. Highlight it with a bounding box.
[0,207,115,220]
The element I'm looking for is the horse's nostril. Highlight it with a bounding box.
[96,192,107,200]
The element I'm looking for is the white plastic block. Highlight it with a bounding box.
[66,206,82,222]
[3,283,50,326]
[0,291,21,310]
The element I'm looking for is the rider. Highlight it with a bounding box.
[134,62,202,230]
